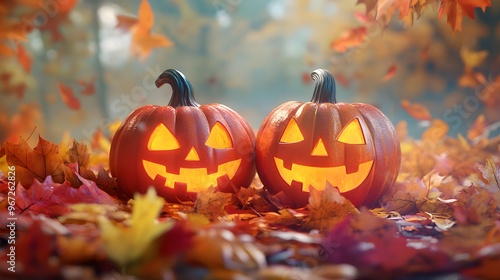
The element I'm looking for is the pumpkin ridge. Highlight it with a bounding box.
[155,69,199,108]
[311,69,337,104]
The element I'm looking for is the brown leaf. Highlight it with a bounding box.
[467,114,487,140]
[382,64,397,81]
[63,139,89,170]
[194,186,232,221]
[438,0,492,33]
[16,44,32,73]
[5,136,65,186]
[381,177,427,214]
[304,184,359,232]
[59,82,80,110]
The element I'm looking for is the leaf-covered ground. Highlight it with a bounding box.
[0,117,500,280]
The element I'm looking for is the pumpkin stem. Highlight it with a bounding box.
[155,69,200,107]
[310,69,337,104]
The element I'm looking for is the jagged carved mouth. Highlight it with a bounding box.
[273,157,373,192]
[142,159,242,192]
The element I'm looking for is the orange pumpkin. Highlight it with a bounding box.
[110,69,256,201]
[255,69,401,208]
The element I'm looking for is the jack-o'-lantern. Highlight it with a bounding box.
[110,69,256,202]
[255,69,401,208]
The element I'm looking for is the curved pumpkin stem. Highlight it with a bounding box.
[155,69,200,107]
[310,69,337,104]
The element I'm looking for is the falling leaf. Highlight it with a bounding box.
[4,136,65,186]
[304,184,359,232]
[16,44,31,73]
[401,100,433,121]
[59,82,80,110]
[382,64,397,81]
[120,0,174,61]
[460,48,489,70]
[468,114,487,140]
[98,188,172,266]
[330,27,367,53]
[77,78,95,95]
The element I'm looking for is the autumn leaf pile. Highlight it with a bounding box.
[0,111,499,279]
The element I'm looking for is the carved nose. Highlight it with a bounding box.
[185,147,200,161]
[311,138,328,156]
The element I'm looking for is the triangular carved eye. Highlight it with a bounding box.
[280,118,304,143]
[205,121,233,149]
[148,123,180,151]
[337,118,366,145]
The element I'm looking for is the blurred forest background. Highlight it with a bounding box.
[1,0,500,146]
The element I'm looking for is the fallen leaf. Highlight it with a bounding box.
[16,174,117,217]
[194,186,232,221]
[468,157,500,193]
[303,184,359,232]
[98,188,172,266]
[5,136,65,186]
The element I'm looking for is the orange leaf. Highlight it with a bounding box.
[137,0,154,31]
[124,0,173,61]
[17,44,32,73]
[58,82,80,110]
[330,27,367,53]
[422,119,449,142]
[401,100,432,121]
[438,0,491,33]
[467,114,487,140]
[77,77,96,95]
[382,64,397,81]
[4,136,66,186]
[376,0,412,24]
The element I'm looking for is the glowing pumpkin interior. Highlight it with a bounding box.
[142,121,241,192]
[274,117,374,192]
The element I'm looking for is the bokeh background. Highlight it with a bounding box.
[1,0,500,146]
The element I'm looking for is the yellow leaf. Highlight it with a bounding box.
[98,188,172,266]
[460,48,489,70]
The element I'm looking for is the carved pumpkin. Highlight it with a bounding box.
[110,69,256,201]
[255,69,401,208]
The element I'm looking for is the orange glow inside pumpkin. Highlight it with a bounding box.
[274,117,373,192]
[142,121,242,192]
